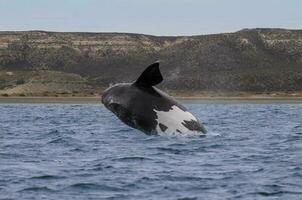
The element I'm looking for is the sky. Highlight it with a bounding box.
[0,0,301,36]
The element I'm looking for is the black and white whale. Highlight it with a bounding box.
[102,62,207,135]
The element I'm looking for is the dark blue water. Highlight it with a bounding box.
[0,102,302,200]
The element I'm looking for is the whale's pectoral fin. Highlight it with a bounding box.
[134,61,163,87]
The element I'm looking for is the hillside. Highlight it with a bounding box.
[0,28,301,97]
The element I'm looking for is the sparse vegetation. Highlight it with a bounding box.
[16,79,25,85]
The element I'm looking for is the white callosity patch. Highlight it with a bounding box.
[153,105,198,134]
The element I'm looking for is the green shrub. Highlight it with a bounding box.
[16,79,25,85]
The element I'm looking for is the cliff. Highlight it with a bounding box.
[0,28,301,96]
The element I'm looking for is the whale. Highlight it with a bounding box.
[101,62,207,135]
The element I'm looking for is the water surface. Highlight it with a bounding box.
[0,102,301,199]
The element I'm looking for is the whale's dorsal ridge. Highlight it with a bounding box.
[134,61,163,87]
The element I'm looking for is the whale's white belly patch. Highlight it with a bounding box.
[153,105,198,134]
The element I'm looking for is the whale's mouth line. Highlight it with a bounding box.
[106,103,120,114]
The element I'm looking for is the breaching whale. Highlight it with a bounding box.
[102,62,207,135]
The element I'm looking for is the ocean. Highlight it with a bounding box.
[0,102,301,199]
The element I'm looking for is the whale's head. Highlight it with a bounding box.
[102,61,162,114]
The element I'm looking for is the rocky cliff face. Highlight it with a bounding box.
[0,28,301,96]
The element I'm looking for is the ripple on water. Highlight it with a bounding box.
[112,156,152,162]
[65,183,126,192]
[20,186,55,193]
[29,175,66,180]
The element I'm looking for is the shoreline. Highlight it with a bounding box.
[1,96,302,104]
